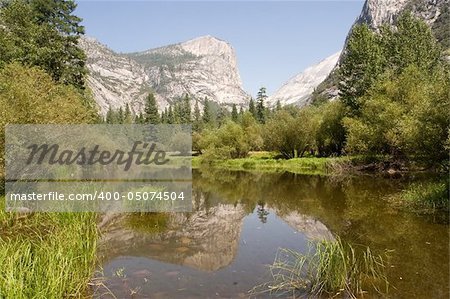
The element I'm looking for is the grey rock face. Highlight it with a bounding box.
[356,0,448,29]
[268,52,341,107]
[80,36,249,115]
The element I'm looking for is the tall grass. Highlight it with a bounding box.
[252,237,389,298]
[400,180,449,213]
[0,197,98,298]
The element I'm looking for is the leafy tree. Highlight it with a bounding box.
[264,107,319,158]
[264,110,298,159]
[343,65,449,165]
[144,93,160,124]
[240,112,263,151]
[0,63,97,164]
[315,101,346,156]
[198,121,256,160]
[0,0,87,89]
[339,13,443,116]
[384,13,441,73]
[338,24,385,114]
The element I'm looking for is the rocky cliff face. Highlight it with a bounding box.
[80,35,249,115]
[356,0,447,29]
[268,52,341,107]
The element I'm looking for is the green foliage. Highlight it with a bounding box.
[248,98,257,119]
[193,100,202,131]
[123,103,133,124]
[399,180,449,213]
[383,13,441,73]
[315,101,346,157]
[264,107,319,159]
[231,104,238,122]
[343,65,449,165]
[0,63,98,165]
[202,97,212,125]
[197,117,262,160]
[0,0,87,89]
[0,198,98,298]
[338,24,385,114]
[256,87,267,123]
[144,92,160,124]
[339,13,442,115]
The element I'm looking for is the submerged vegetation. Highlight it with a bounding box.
[252,238,389,298]
[0,198,98,298]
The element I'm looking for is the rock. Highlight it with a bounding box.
[267,52,341,107]
[79,35,249,115]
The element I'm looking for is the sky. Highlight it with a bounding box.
[75,1,364,96]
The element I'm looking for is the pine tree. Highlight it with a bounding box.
[105,105,114,124]
[248,98,256,119]
[123,103,133,124]
[217,106,226,126]
[167,106,174,124]
[202,97,212,124]
[193,100,201,131]
[231,104,238,122]
[173,102,182,124]
[256,87,267,123]
[0,0,87,89]
[144,93,160,124]
[181,94,191,123]
[117,107,124,124]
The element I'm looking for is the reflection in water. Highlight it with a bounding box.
[95,169,449,299]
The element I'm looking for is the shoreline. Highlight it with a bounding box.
[192,153,443,176]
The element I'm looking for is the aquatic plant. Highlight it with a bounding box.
[252,237,389,298]
[400,180,449,213]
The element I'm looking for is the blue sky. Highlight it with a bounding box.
[75,1,364,96]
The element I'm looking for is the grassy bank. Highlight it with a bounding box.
[0,197,98,298]
[192,152,350,175]
[193,152,397,175]
[193,152,441,175]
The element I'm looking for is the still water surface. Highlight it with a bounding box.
[95,169,449,298]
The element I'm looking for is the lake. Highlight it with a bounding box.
[94,169,449,298]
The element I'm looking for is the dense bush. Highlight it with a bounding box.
[343,65,449,165]
[0,63,98,166]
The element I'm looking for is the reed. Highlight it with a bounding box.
[252,237,389,298]
[0,197,98,298]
